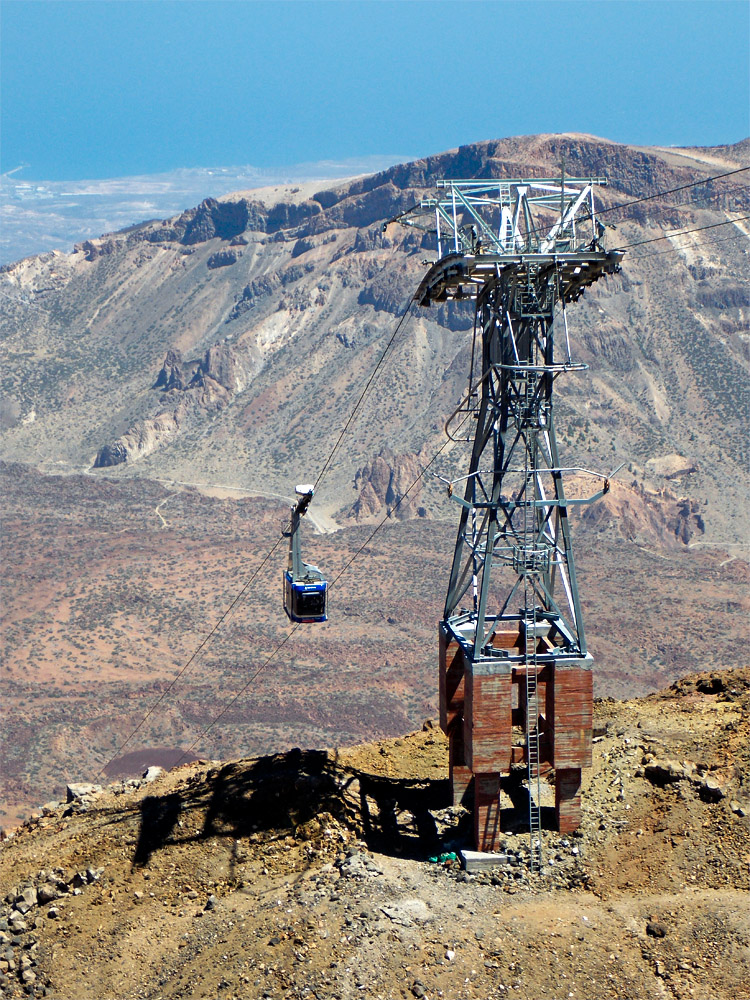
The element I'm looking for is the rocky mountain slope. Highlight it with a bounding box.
[0,667,748,1000]
[0,134,748,544]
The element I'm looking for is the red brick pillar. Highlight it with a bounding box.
[440,626,469,807]
[550,662,592,834]
[463,666,512,773]
[555,767,582,833]
[439,626,464,734]
[463,662,512,851]
[474,773,501,851]
[449,730,472,807]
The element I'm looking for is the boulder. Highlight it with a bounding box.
[18,887,37,909]
[36,884,58,905]
[66,783,103,803]
[644,760,687,785]
[700,777,726,802]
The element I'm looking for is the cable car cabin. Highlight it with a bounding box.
[283,566,328,623]
[283,484,328,624]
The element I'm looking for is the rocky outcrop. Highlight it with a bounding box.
[141,194,326,248]
[357,264,415,316]
[207,249,239,269]
[347,449,426,521]
[152,348,201,391]
[152,343,251,396]
[78,239,118,262]
[228,263,315,320]
[579,483,705,547]
[94,407,185,467]
[94,440,132,467]
[95,343,254,467]
[665,497,705,544]
[199,343,251,393]
[181,198,252,245]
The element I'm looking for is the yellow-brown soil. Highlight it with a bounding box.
[1,669,748,1000]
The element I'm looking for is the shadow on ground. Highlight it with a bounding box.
[132,747,454,868]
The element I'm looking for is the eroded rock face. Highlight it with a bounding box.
[348,449,425,521]
[666,498,705,544]
[94,344,254,467]
[152,348,200,391]
[207,249,239,269]
[94,441,130,468]
[181,198,252,245]
[201,343,249,394]
[580,483,706,547]
[93,408,184,467]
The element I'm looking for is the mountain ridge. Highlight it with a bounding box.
[0,156,407,266]
[4,137,747,524]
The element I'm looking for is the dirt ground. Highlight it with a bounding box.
[1,668,748,1000]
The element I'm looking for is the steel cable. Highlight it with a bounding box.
[93,533,288,780]
[582,164,750,224]
[624,228,750,261]
[313,295,417,491]
[613,215,750,252]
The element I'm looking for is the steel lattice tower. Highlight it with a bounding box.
[391,176,623,867]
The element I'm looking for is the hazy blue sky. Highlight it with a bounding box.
[2,0,748,181]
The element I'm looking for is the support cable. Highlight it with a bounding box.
[582,165,750,224]
[625,228,750,260]
[613,214,750,251]
[314,296,417,491]
[93,533,288,780]
[325,417,467,592]
[172,622,302,768]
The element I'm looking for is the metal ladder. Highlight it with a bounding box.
[524,605,543,873]
[521,376,543,873]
